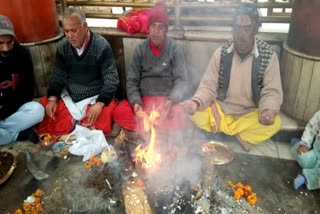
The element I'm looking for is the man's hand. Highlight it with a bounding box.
[259,109,277,125]
[158,99,172,121]
[183,100,198,115]
[296,145,309,155]
[45,96,58,119]
[134,103,144,117]
[86,102,104,126]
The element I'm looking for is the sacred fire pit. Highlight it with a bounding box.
[82,109,234,213]
[123,109,217,213]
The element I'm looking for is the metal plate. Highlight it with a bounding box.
[0,151,17,185]
[201,141,234,165]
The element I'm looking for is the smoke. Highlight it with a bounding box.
[139,121,210,191]
[39,157,126,213]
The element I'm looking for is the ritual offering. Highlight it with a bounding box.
[39,133,54,150]
[228,181,257,206]
[201,141,234,165]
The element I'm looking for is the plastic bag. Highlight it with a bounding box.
[68,125,109,161]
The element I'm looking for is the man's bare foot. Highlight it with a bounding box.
[235,135,252,152]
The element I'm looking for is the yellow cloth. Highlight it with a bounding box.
[191,102,281,144]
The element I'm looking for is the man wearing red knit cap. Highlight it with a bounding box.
[113,1,189,145]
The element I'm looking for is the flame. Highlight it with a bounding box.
[133,110,162,169]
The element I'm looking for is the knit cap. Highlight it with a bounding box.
[0,15,15,37]
[148,2,169,26]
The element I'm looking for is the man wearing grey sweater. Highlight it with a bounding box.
[113,2,189,142]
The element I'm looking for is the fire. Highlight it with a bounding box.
[133,110,162,169]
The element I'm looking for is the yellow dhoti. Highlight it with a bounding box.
[191,102,281,144]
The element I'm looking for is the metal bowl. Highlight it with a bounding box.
[39,133,54,150]
[0,151,17,185]
[201,141,234,165]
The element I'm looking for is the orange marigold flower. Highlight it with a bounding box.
[95,158,102,166]
[87,156,103,168]
[236,182,244,189]
[23,203,32,211]
[34,197,41,205]
[234,191,242,200]
[35,203,44,212]
[247,193,257,206]
[30,206,38,214]
[235,188,244,197]
[227,181,236,188]
[33,189,44,197]
[14,209,23,214]
[228,181,257,206]
[243,185,252,193]
[84,161,92,169]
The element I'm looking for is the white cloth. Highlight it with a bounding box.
[61,90,98,121]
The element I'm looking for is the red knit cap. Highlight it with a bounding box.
[148,2,169,26]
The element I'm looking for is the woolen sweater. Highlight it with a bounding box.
[126,37,188,106]
[47,31,119,105]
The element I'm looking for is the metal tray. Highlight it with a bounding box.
[0,151,17,185]
[201,141,234,165]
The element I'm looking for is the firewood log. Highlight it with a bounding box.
[122,180,153,214]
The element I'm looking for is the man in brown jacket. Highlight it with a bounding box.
[183,3,283,151]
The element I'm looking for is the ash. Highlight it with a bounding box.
[149,180,195,214]
[41,154,130,213]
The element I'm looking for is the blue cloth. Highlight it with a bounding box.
[290,138,300,146]
[0,101,44,145]
[291,142,320,190]
[294,174,306,189]
[291,111,320,190]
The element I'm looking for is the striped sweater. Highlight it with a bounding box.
[47,31,119,105]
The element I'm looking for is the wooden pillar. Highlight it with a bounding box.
[281,0,320,122]
[22,32,64,97]
[281,43,320,122]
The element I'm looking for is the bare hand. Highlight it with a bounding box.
[86,102,104,126]
[158,99,172,121]
[134,103,144,117]
[296,145,309,155]
[45,98,58,119]
[259,109,277,125]
[183,100,198,115]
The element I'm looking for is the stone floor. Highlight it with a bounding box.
[0,112,319,214]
